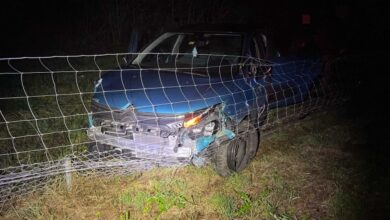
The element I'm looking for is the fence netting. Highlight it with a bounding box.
[0,52,349,208]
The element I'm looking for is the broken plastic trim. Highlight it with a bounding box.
[195,128,235,153]
[191,104,236,154]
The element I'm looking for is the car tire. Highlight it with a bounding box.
[213,119,260,176]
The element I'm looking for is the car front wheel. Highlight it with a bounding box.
[213,119,259,176]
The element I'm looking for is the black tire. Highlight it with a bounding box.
[213,119,260,176]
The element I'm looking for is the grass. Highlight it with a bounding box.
[1,109,377,219]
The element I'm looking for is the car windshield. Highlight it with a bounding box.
[132,32,243,75]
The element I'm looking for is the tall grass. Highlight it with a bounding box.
[1,109,370,219]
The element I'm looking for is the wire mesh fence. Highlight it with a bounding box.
[0,52,348,209]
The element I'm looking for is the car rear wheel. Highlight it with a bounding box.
[213,119,259,176]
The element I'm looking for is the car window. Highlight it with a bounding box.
[178,34,242,56]
[151,34,178,53]
[133,32,243,77]
[137,34,179,67]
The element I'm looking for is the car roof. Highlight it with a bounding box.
[170,24,265,34]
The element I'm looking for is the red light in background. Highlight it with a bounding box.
[302,14,311,25]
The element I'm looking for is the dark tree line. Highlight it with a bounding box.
[0,0,380,57]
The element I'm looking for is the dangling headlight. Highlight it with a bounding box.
[183,108,210,128]
[183,106,219,136]
[183,114,203,128]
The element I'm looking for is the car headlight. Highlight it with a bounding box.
[183,108,209,128]
[183,106,219,136]
[183,114,203,128]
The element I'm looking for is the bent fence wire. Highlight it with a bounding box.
[0,53,347,208]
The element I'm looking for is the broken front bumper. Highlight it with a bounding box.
[87,126,195,159]
[87,102,237,164]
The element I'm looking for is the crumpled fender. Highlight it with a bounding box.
[195,128,236,153]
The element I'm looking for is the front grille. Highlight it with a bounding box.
[91,101,136,126]
[90,100,184,137]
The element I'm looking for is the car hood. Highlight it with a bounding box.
[92,68,243,114]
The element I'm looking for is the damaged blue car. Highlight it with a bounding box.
[87,25,322,176]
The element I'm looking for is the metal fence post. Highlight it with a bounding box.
[64,157,72,191]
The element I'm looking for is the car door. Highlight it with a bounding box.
[251,33,302,110]
[239,35,269,126]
